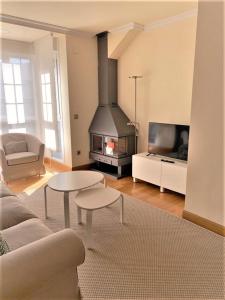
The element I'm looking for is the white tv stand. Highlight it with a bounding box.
[132,153,187,195]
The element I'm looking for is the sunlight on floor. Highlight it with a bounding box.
[8,169,58,196]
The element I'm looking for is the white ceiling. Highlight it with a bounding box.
[0,22,49,42]
[1,1,198,35]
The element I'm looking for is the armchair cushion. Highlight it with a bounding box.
[6,152,38,166]
[4,140,27,155]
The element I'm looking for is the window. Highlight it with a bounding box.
[44,128,56,150]
[0,57,35,135]
[41,73,53,122]
[9,128,26,134]
[2,62,25,125]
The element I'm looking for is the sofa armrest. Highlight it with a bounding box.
[0,229,85,299]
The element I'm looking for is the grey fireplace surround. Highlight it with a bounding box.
[89,32,135,177]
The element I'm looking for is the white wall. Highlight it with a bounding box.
[1,38,34,58]
[118,17,197,153]
[66,34,98,167]
[185,1,225,226]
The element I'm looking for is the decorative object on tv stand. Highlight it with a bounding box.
[127,75,143,154]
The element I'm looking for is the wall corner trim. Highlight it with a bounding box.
[145,9,198,32]
[109,22,144,33]
[183,210,225,237]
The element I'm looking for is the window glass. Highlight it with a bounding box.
[10,58,20,64]
[44,73,50,83]
[42,85,46,102]
[2,64,13,84]
[17,104,25,123]
[13,64,22,84]
[6,104,17,124]
[47,103,52,122]
[15,85,23,103]
[9,128,26,133]
[4,85,15,103]
[43,103,47,121]
[45,84,51,103]
[45,128,56,150]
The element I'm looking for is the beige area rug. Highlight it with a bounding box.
[20,186,224,300]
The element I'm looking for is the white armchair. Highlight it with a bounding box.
[0,133,45,182]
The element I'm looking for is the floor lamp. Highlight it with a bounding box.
[127,75,143,154]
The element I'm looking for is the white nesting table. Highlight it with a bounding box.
[44,171,105,228]
[74,186,124,249]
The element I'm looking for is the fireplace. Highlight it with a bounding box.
[90,133,134,177]
[91,134,134,158]
[89,32,135,177]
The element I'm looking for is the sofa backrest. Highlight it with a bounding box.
[0,182,37,230]
[0,182,15,198]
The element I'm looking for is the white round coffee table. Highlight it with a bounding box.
[44,171,105,228]
[74,185,124,249]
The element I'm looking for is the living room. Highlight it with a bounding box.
[0,1,224,299]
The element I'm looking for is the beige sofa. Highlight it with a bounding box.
[0,133,46,182]
[0,182,85,300]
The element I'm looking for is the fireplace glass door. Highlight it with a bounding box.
[92,134,103,154]
[104,136,128,158]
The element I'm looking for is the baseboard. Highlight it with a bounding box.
[72,163,94,171]
[183,210,225,237]
[44,157,71,172]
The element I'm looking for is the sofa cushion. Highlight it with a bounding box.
[0,232,10,255]
[1,218,52,251]
[0,196,37,230]
[0,182,15,198]
[4,140,28,155]
[6,152,39,166]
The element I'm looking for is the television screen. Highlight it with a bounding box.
[148,122,189,161]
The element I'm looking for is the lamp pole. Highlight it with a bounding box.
[128,75,143,154]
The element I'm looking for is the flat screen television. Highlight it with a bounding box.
[148,122,190,161]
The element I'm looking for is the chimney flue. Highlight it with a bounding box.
[97,32,118,106]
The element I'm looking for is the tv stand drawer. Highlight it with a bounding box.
[132,155,161,186]
[161,162,187,194]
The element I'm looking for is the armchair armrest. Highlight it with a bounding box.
[0,229,85,300]
[0,148,7,169]
[26,135,45,158]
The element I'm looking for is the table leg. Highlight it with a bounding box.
[86,210,93,249]
[120,194,124,224]
[102,177,106,187]
[77,206,82,224]
[44,185,48,219]
[64,191,70,228]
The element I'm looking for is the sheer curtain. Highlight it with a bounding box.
[33,34,64,161]
[0,56,36,135]
[0,35,64,162]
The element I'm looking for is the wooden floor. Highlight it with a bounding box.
[8,163,185,218]
[106,176,185,217]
